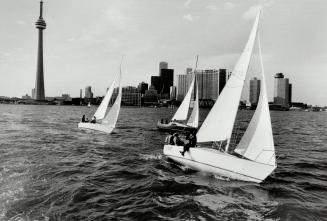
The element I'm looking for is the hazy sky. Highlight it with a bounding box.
[0,0,326,105]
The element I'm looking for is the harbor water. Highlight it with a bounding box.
[0,104,326,220]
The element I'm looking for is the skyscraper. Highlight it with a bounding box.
[177,69,227,102]
[151,76,162,93]
[274,73,291,107]
[160,68,174,94]
[249,77,261,106]
[85,86,93,99]
[34,1,46,101]
[159,61,168,74]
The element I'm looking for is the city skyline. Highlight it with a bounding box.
[0,0,326,105]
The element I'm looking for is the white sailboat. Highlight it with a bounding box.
[87,102,91,107]
[157,74,199,132]
[163,10,277,183]
[78,68,122,134]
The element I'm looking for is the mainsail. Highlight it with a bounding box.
[234,35,275,165]
[171,75,195,121]
[102,71,122,128]
[196,11,261,144]
[187,76,199,128]
[93,77,117,120]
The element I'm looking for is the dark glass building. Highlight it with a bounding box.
[151,76,162,93]
[160,68,174,94]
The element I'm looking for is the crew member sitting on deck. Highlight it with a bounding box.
[90,116,96,124]
[165,132,174,145]
[82,115,86,122]
[173,133,184,146]
[180,133,197,156]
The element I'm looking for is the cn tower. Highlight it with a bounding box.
[34,1,46,101]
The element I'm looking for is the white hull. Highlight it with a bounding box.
[78,122,114,134]
[163,145,276,183]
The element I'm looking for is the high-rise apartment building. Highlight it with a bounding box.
[85,86,93,99]
[177,69,228,101]
[249,77,261,106]
[274,73,291,107]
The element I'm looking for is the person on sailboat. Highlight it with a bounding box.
[173,133,184,146]
[90,116,96,124]
[165,132,174,145]
[81,115,86,123]
[180,133,197,156]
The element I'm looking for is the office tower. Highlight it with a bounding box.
[218,69,227,94]
[80,89,82,99]
[177,69,228,102]
[85,86,93,99]
[138,82,148,94]
[151,76,162,93]
[159,61,168,74]
[170,86,177,100]
[34,1,46,100]
[274,73,290,107]
[160,68,174,94]
[249,77,261,106]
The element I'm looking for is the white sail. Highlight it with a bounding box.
[234,35,275,166]
[102,71,122,128]
[171,75,195,121]
[93,78,117,120]
[196,11,260,143]
[187,77,199,128]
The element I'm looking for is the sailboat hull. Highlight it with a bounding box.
[78,122,114,134]
[157,121,197,133]
[163,145,276,183]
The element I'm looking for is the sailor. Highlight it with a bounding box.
[81,115,86,122]
[90,116,96,124]
[173,133,184,146]
[180,133,197,156]
[165,132,174,145]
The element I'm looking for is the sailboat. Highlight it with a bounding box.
[87,102,91,107]
[157,73,199,132]
[78,67,122,134]
[163,10,276,183]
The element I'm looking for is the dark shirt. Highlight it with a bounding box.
[189,136,197,147]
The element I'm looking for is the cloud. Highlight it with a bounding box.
[183,14,193,22]
[242,5,262,20]
[206,5,217,11]
[184,0,191,7]
[225,2,235,9]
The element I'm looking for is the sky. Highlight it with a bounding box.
[0,0,326,106]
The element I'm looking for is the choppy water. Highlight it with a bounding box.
[0,104,326,221]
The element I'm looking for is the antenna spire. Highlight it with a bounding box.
[39,1,43,19]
